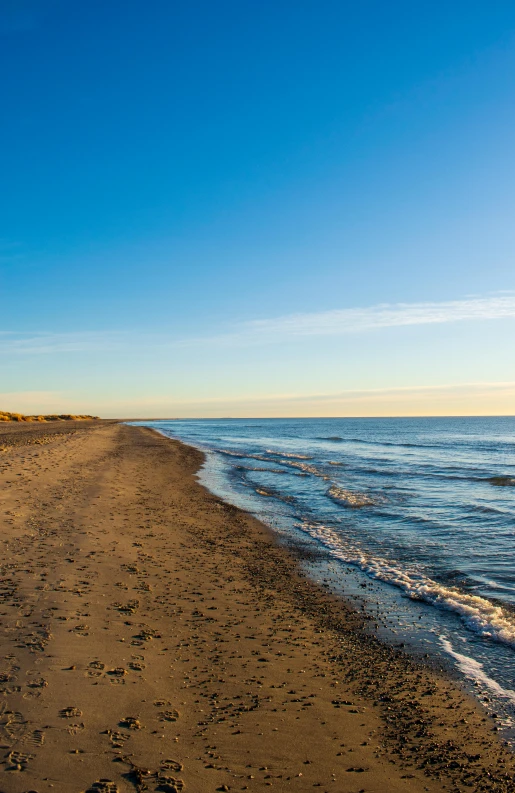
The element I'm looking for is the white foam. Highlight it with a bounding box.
[327,484,376,508]
[440,636,515,705]
[273,458,330,478]
[301,522,515,648]
[220,448,246,457]
[265,450,313,459]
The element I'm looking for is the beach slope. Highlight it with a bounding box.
[0,421,513,792]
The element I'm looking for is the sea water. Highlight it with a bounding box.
[135,417,515,740]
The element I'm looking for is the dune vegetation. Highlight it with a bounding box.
[0,411,98,422]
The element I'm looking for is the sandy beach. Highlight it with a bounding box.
[0,420,513,793]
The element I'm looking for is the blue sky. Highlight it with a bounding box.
[1,0,515,416]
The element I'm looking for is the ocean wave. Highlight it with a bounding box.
[317,436,344,441]
[273,458,331,478]
[300,522,515,648]
[327,484,377,508]
[254,486,295,504]
[235,465,290,474]
[440,637,515,706]
[265,450,314,460]
[339,437,444,449]
[219,449,290,466]
[470,504,513,516]
[219,449,247,458]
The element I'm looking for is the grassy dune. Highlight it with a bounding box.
[0,411,98,422]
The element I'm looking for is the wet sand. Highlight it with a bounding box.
[0,420,514,793]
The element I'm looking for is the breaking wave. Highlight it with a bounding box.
[440,637,515,706]
[219,449,246,458]
[327,484,377,508]
[235,465,290,474]
[265,450,313,459]
[301,522,515,648]
[254,486,295,504]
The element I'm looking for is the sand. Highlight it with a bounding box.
[0,420,514,793]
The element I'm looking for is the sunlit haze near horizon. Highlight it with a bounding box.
[1,1,515,417]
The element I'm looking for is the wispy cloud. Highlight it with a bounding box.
[230,294,515,344]
[0,331,127,355]
[112,380,515,406]
[2,382,514,418]
[77,381,515,418]
[1,294,514,355]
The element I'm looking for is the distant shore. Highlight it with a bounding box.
[0,420,513,792]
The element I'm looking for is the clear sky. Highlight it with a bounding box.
[1,0,515,417]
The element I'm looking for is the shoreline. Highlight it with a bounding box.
[0,420,513,792]
[147,421,515,723]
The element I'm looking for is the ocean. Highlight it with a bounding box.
[135,416,515,741]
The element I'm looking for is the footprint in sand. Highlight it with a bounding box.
[107,667,127,681]
[26,676,48,689]
[157,778,184,792]
[2,710,27,741]
[59,706,83,718]
[22,728,45,746]
[119,716,142,730]
[161,759,183,772]
[85,781,119,793]
[123,759,185,793]
[105,729,131,749]
[157,776,185,792]
[158,709,179,723]
[6,749,33,771]
[67,722,85,735]
[87,660,105,677]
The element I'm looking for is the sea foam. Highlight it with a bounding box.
[327,484,377,508]
[440,636,515,706]
[302,522,515,648]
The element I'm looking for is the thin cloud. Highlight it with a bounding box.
[87,381,515,418]
[2,382,514,418]
[237,294,515,343]
[1,294,514,354]
[0,331,127,355]
[109,380,515,407]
